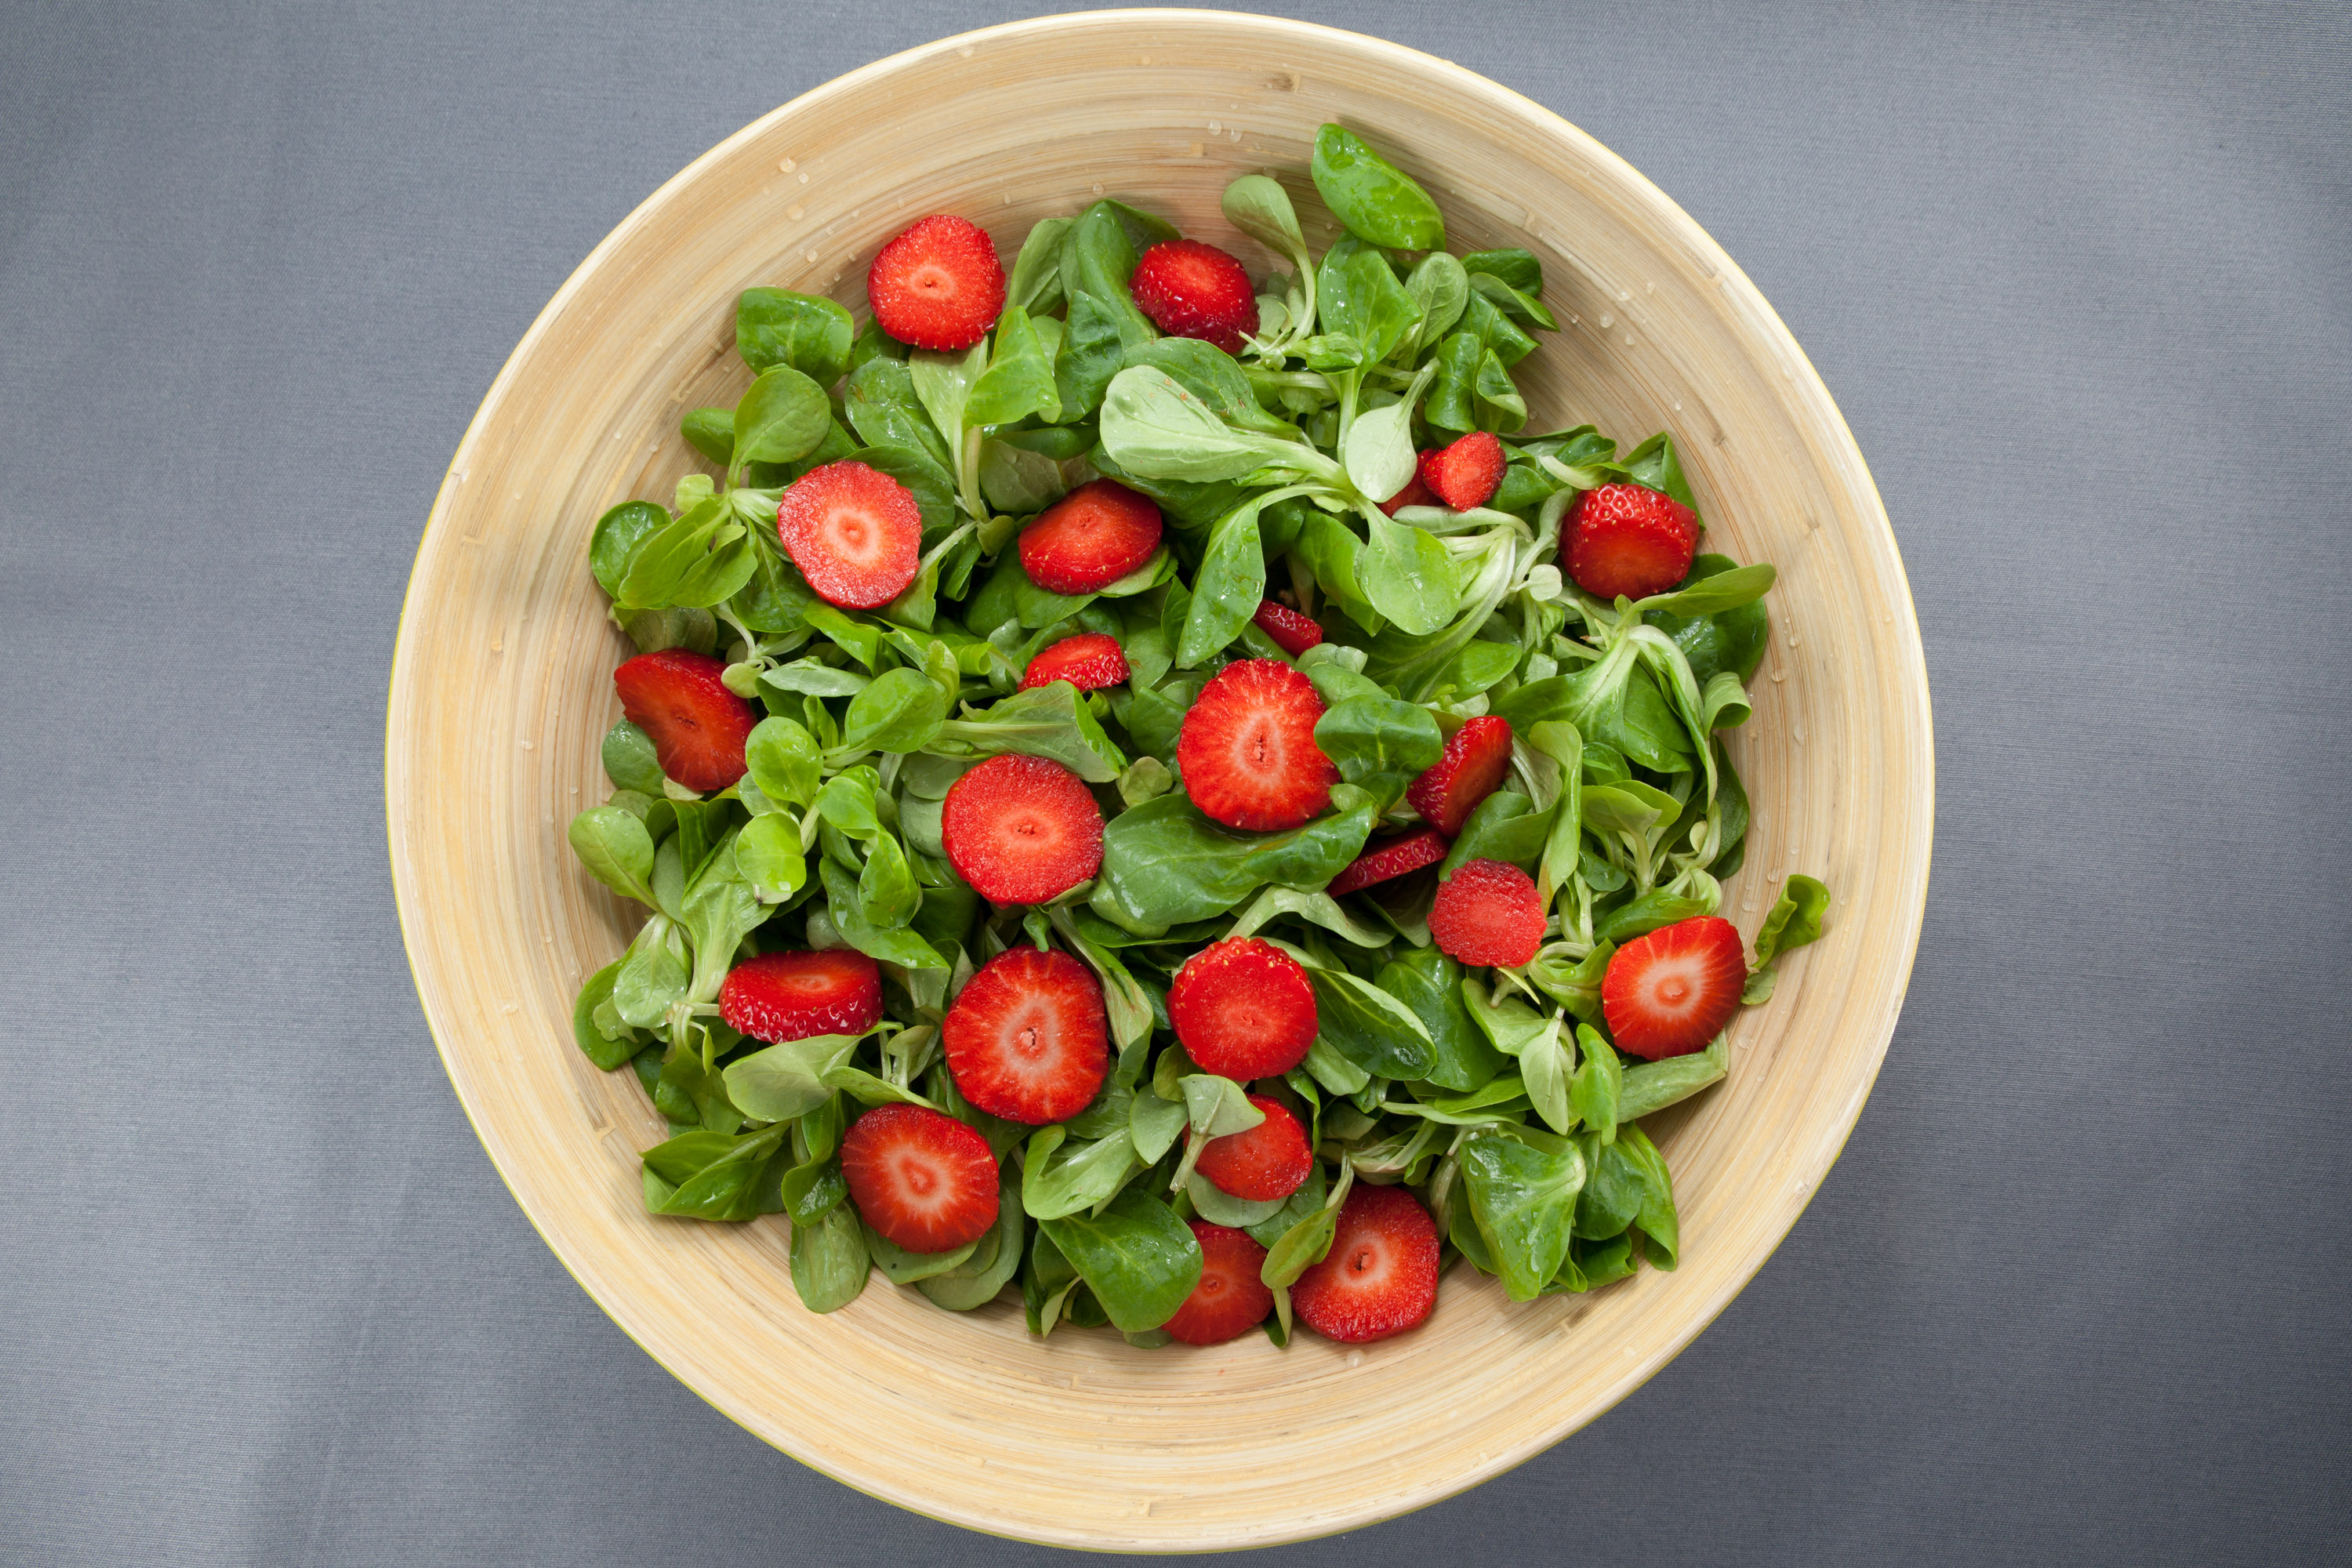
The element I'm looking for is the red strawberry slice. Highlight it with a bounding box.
[1327,827,1450,897]
[1290,1184,1439,1344]
[1601,914,1745,1059]
[1162,1221,1274,1345]
[775,460,922,609]
[718,949,882,1043]
[1406,715,1514,837]
[1018,479,1164,595]
[1019,632,1129,692]
[1175,659,1337,831]
[1566,482,1699,601]
[941,946,1109,1125]
[612,648,758,792]
[1168,937,1318,1080]
[840,1103,1001,1253]
[1250,599,1323,657]
[1129,239,1260,354]
[1192,1094,1313,1202]
[1378,473,1436,517]
[940,753,1105,905]
[1428,858,1546,967]
[1418,431,1505,510]
[865,213,1006,351]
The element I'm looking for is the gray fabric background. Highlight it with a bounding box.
[4,1,2347,1562]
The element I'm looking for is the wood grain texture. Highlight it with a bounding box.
[385,10,1931,1550]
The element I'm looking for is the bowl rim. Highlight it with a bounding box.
[388,6,1933,1548]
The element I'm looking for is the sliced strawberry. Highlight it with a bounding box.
[1192,1094,1312,1202]
[1250,599,1323,657]
[1418,431,1505,510]
[1129,239,1259,354]
[1019,632,1129,693]
[718,949,882,1043]
[1162,1221,1274,1345]
[865,214,1005,351]
[775,460,922,609]
[1168,938,1318,1080]
[1327,828,1450,897]
[940,753,1105,906]
[1174,659,1337,831]
[612,648,757,791]
[1406,715,1514,837]
[941,946,1109,1125]
[1290,1184,1439,1344]
[1428,858,1546,967]
[1018,479,1164,595]
[1378,473,1436,517]
[1601,914,1745,1059]
[840,1103,1001,1253]
[1566,483,1699,601]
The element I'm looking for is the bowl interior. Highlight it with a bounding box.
[387,10,1929,1550]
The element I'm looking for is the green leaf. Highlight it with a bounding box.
[1305,964,1434,1080]
[732,364,833,468]
[571,962,637,1070]
[1618,1123,1679,1269]
[1176,494,1269,666]
[820,860,946,971]
[840,666,949,753]
[1463,978,1573,1132]
[1005,216,1074,314]
[1020,1125,1145,1221]
[1403,252,1470,350]
[930,680,1123,782]
[1260,1201,1340,1288]
[720,1033,860,1122]
[866,1226,982,1285]
[1310,124,1445,250]
[601,719,664,795]
[1617,1035,1729,1121]
[1637,562,1776,618]
[679,836,765,1004]
[1359,512,1456,636]
[744,717,822,808]
[1753,873,1831,968]
[1039,1189,1203,1334]
[1222,172,1305,249]
[1377,947,1504,1092]
[1462,249,1542,292]
[842,355,956,471]
[1459,1131,1586,1300]
[920,1176,1028,1309]
[611,915,688,1029]
[1098,366,1334,485]
[1341,390,1421,503]
[789,1203,870,1311]
[1091,789,1379,930]
[1570,1024,1621,1142]
[567,806,655,904]
[590,501,669,597]
[647,1123,787,1221]
[1316,239,1423,365]
[1441,792,1554,880]
[965,305,1062,427]
[736,288,855,386]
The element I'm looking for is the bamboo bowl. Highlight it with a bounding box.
[387,9,1930,1551]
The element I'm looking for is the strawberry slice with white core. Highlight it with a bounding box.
[775,460,922,609]
[839,1103,1001,1254]
[1290,1184,1439,1344]
[942,946,1110,1125]
[940,753,1105,905]
[1599,914,1745,1059]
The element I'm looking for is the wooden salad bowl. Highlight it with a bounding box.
[387,9,1932,1550]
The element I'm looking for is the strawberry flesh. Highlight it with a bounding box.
[1419,431,1506,510]
[612,648,757,792]
[942,946,1109,1125]
[1250,599,1324,656]
[840,1103,1001,1253]
[1129,239,1259,354]
[1192,1094,1313,1202]
[1163,1221,1274,1345]
[775,460,922,609]
[866,214,1006,351]
[1168,937,1318,1080]
[1290,1185,1438,1344]
[1601,914,1745,1059]
[1175,658,1337,831]
[940,753,1104,905]
[1428,858,1546,968]
[1406,715,1514,837]
[1018,479,1164,595]
[1020,632,1129,692]
[1327,828,1450,897]
[718,949,883,1043]
[1566,483,1699,601]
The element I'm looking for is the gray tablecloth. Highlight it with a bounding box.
[5,2,2346,1562]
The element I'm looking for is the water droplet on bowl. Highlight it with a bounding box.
[786,203,803,220]
[778,157,796,172]
[1598,314,1613,329]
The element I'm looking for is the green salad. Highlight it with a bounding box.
[565,124,1829,1348]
